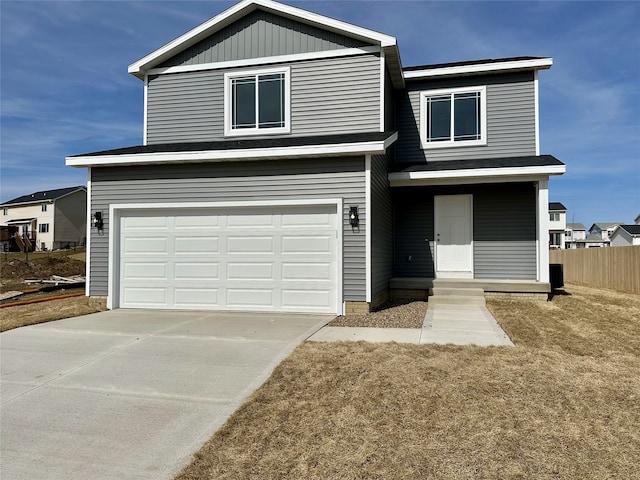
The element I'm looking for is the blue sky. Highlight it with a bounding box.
[1,0,639,226]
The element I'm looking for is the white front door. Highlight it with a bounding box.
[434,195,473,278]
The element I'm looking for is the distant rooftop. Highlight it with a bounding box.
[567,223,586,230]
[1,186,85,206]
[549,202,567,211]
[617,225,640,236]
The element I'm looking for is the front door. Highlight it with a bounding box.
[434,194,473,278]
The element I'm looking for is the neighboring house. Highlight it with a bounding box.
[0,186,87,252]
[548,202,567,249]
[66,0,565,314]
[565,222,586,249]
[610,225,640,247]
[572,233,609,248]
[589,222,624,243]
[635,213,640,225]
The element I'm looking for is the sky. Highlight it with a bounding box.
[1,0,639,226]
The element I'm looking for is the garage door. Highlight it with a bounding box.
[117,205,338,313]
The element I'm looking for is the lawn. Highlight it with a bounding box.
[176,284,640,479]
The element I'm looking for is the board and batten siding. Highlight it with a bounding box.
[395,72,537,164]
[146,54,381,144]
[393,183,537,280]
[88,158,366,301]
[370,153,394,303]
[159,9,370,67]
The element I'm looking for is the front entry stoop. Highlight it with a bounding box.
[430,280,486,306]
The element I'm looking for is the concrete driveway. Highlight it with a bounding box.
[0,309,331,480]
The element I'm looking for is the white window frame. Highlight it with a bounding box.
[41,203,48,212]
[550,212,560,222]
[224,66,291,137]
[419,86,487,149]
[39,223,49,233]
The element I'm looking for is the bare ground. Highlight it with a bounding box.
[328,299,427,328]
[176,284,640,480]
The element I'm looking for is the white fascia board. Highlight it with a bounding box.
[388,164,566,187]
[147,46,380,76]
[66,133,398,168]
[128,0,396,78]
[403,58,553,80]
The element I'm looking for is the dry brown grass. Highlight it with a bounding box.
[176,284,640,480]
[0,294,105,332]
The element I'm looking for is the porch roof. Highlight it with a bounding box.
[388,155,565,187]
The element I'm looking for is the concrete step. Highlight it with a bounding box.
[431,287,485,297]
[428,295,486,306]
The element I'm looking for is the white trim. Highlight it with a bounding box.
[147,46,380,76]
[223,66,290,137]
[434,194,473,279]
[537,179,550,282]
[404,57,553,79]
[365,155,372,303]
[85,168,91,297]
[128,0,396,77]
[143,75,148,146]
[534,70,540,156]
[379,52,385,132]
[108,198,344,314]
[66,133,399,167]
[388,164,565,187]
[419,86,487,149]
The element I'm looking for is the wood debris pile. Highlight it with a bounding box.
[24,275,86,286]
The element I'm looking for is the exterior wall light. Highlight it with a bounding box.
[92,211,104,231]
[349,206,359,227]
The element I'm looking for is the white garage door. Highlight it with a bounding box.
[117,205,338,313]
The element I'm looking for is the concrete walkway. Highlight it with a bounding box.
[308,304,513,347]
[0,310,331,480]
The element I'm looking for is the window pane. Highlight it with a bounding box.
[427,96,451,141]
[232,78,256,129]
[454,92,480,141]
[258,74,284,128]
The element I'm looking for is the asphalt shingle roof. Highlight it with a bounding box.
[1,186,85,206]
[395,155,564,173]
[404,56,546,72]
[549,202,567,211]
[618,225,640,236]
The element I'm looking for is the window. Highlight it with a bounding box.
[41,203,47,212]
[2,207,7,215]
[39,223,49,233]
[550,232,562,246]
[565,230,572,238]
[420,86,486,149]
[224,67,290,136]
[550,212,560,222]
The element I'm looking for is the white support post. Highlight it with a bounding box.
[537,178,549,283]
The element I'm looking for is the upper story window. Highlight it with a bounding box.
[419,86,487,149]
[224,67,290,137]
[41,203,48,212]
[550,212,560,222]
[2,207,7,215]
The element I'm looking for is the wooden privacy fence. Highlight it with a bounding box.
[550,246,640,295]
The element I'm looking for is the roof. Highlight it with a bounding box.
[388,155,565,187]
[549,202,567,211]
[567,223,586,230]
[403,56,552,80]
[616,225,640,237]
[128,0,404,88]
[590,222,624,231]
[66,132,398,167]
[574,233,608,243]
[1,186,86,207]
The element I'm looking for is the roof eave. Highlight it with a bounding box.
[403,57,553,80]
[65,133,398,168]
[128,0,399,80]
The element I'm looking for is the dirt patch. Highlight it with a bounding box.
[328,299,427,328]
[0,250,86,292]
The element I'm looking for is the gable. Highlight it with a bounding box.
[160,9,371,67]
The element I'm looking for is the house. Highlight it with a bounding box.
[589,222,624,244]
[548,202,567,249]
[66,0,565,314]
[0,186,87,252]
[635,213,640,225]
[564,222,586,249]
[610,225,640,247]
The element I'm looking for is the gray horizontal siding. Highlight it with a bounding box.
[393,183,537,280]
[370,153,393,302]
[146,54,381,144]
[160,9,369,67]
[88,158,366,302]
[395,72,536,164]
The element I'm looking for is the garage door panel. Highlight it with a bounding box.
[174,263,219,280]
[174,236,219,254]
[282,263,331,281]
[227,262,274,280]
[119,205,338,313]
[174,288,219,308]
